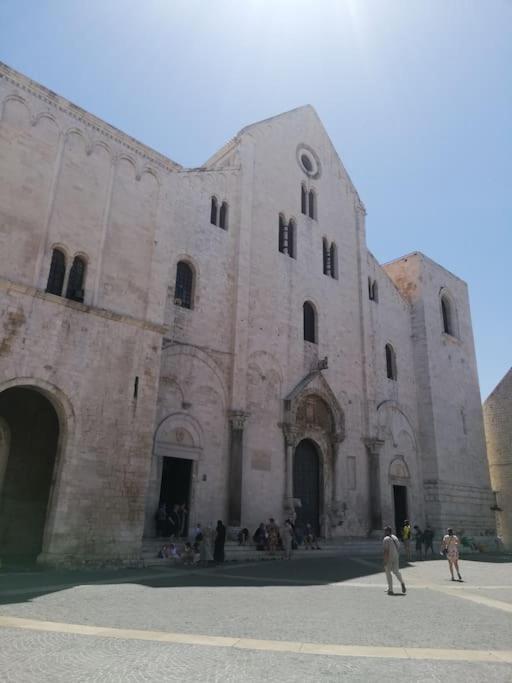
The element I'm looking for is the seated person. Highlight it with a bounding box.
[182,542,195,566]
[168,543,181,560]
[158,544,170,559]
[238,528,249,545]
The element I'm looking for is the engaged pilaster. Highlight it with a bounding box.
[364,438,385,532]
[227,410,249,526]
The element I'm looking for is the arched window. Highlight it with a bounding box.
[175,261,194,309]
[210,196,218,225]
[441,295,453,335]
[385,344,397,380]
[288,219,296,259]
[330,243,338,279]
[66,256,86,302]
[46,248,66,296]
[278,214,286,254]
[322,238,330,275]
[308,189,316,219]
[303,301,316,343]
[301,184,307,215]
[219,201,228,230]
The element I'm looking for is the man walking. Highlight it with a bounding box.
[383,526,406,596]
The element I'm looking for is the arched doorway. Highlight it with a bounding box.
[293,439,321,535]
[0,387,60,562]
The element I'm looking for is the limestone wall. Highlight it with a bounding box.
[483,370,512,549]
[385,253,495,535]
[0,62,172,564]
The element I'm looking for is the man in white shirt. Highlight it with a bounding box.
[383,526,407,596]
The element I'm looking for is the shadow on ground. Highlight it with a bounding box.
[0,552,510,608]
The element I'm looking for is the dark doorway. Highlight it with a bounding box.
[293,439,321,535]
[0,387,60,562]
[393,485,408,538]
[159,457,192,537]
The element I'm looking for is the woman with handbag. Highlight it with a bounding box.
[441,528,463,581]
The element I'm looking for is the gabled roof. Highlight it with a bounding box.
[201,104,365,211]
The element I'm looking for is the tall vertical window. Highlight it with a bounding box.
[66,256,86,303]
[301,184,307,215]
[322,238,329,275]
[303,301,317,343]
[441,295,452,335]
[278,214,286,254]
[329,243,338,279]
[288,219,296,259]
[308,189,316,219]
[210,197,218,225]
[369,278,378,302]
[175,261,194,309]
[385,344,397,380]
[219,201,228,230]
[46,248,66,296]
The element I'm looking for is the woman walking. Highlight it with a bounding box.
[441,528,463,581]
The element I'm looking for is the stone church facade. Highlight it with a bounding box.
[0,62,495,566]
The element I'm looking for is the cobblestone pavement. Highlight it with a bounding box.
[0,554,511,681]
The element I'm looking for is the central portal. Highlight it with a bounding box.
[159,457,192,537]
[393,485,408,537]
[293,439,320,535]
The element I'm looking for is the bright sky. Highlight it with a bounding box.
[1,1,510,398]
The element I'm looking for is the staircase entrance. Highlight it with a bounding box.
[0,387,59,562]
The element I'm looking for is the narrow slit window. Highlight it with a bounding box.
[219,201,228,230]
[65,256,86,303]
[46,248,66,296]
[210,196,218,225]
[441,296,452,335]
[385,344,397,380]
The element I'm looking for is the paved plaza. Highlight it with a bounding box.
[0,553,511,681]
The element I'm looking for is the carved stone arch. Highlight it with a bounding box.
[376,400,417,452]
[389,456,411,483]
[286,373,345,442]
[140,166,161,187]
[32,112,60,144]
[153,411,204,459]
[1,94,31,126]
[162,345,228,408]
[91,139,113,161]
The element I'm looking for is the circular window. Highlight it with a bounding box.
[296,144,321,178]
[301,154,313,172]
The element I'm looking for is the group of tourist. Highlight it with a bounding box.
[251,519,320,557]
[400,519,435,560]
[158,519,226,567]
[384,523,464,595]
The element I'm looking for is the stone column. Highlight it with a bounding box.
[331,431,344,506]
[282,424,298,514]
[228,410,249,526]
[364,438,384,531]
